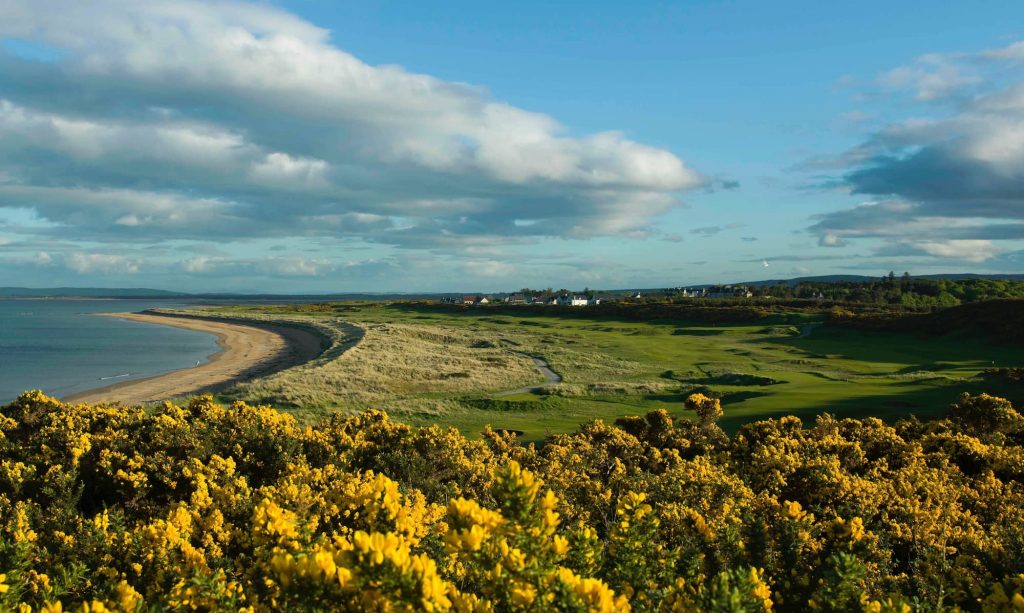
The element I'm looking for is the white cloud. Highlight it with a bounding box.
[0,0,702,251]
[980,41,1024,62]
[65,252,139,274]
[182,256,212,273]
[877,62,979,101]
[463,259,515,278]
[180,255,330,277]
[915,240,1001,263]
[809,40,1024,261]
[818,233,847,247]
[248,152,330,189]
[255,257,330,277]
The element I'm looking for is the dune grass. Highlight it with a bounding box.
[193,303,1024,442]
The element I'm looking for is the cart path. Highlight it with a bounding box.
[495,354,562,396]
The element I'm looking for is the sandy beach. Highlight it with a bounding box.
[64,312,326,405]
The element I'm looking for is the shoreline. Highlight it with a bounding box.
[64,312,327,405]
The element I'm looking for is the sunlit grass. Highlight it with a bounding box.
[193,303,1024,441]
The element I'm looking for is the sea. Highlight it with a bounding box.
[0,299,221,404]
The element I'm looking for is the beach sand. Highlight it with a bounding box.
[64,312,325,405]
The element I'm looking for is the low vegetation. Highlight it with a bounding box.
[828,299,1024,345]
[2,390,1024,611]
[752,275,1024,308]
[190,301,1023,441]
[226,320,541,417]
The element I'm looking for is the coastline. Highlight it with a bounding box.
[63,312,326,405]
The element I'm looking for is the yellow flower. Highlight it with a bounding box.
[783,500,805,520]
[510,584,536,607]
[114,581,143,611]
[552,535,570,556]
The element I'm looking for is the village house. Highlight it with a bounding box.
[705,286,753,299]
[470,291,606,307]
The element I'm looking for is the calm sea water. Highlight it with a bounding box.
[0,299,221,403]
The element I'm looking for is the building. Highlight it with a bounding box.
[705,285,753,299]
[505,293,527,304]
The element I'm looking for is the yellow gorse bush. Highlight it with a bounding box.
[0,390,1022,611]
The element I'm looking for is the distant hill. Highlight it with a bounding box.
[0,287,191,298]
[0,288,452,301]
[194,292,458,302]
[5,273,1022,299]
[737,273,1024,287]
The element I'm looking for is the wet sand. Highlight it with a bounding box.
[64,312,325,405]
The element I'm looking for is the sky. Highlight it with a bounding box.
[0,0,1023,293]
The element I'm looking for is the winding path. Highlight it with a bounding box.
[495,353,562,397]
[797,323,822,339]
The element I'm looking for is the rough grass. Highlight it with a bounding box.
[190,302,1024,442]
[227,321,540,411]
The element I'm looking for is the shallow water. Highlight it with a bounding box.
[0,299,220,403]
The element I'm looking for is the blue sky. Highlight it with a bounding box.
[0,0,1022,292]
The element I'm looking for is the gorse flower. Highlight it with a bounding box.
[0,392,1022,611]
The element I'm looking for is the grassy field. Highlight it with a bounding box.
[193,302,1024,442]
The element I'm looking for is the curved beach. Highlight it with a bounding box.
[64,312,325,405]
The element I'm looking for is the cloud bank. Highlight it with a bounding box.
[810,41,1024,266]
[0,0,700,285]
